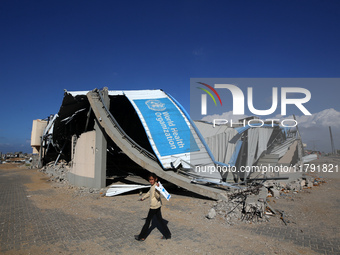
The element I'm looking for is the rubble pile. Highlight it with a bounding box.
[263,176,325,198]
[38,160,108,196]
[207,175,326,225]
[39,160,70,185]
[208,199,243,225]
[29,154,40,169]
[207,185,269,225]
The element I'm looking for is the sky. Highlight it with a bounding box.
[0,0,339,154]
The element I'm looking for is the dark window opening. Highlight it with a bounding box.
[106,139,150,185]
[108,95,154,155]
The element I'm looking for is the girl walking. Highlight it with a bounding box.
[135,173,171,241]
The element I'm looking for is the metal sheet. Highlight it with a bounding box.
[247,128,259,167]
[302,154,318,163]
[228,140,243,166]
[106,184,150,197]
[194,121,239,165]
[205,129,239,164]
[257,128,273,161]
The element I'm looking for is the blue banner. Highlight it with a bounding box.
[134,98,199,157]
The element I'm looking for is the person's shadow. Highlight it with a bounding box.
[142,215,170,238]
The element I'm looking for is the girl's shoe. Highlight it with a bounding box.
[134,235,145,241]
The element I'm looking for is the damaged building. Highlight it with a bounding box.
[31,88,313,200]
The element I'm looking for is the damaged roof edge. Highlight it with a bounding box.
[65,89,166,97]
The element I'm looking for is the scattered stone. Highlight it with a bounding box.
[290,183,301,191]
[269,188,280,198]
[38,160,100,195]
[206,208,216,219]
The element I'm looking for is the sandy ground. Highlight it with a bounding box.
[0,156,339,254]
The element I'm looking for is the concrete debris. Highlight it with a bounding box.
[258,175,324,196]
[39,160,70,185]
[241,187,267,223]
[29,154,40,169]
[39,160,108,196]
[75,186,104,196]
[307,182,313,188]
[206,208,216,219]
[269,188,280,198]
[300,180,306,187]
[207,174,327,225]
[207,185,267,225]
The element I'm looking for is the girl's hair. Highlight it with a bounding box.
[148,173,158,180]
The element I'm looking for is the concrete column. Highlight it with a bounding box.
[93,87,110,189]
[93,120,107,188]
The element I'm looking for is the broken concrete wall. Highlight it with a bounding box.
[70,130,96,180]
[68,127,106,189]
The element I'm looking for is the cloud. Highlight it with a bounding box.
[274,108,340,128]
